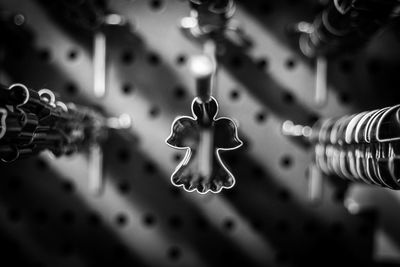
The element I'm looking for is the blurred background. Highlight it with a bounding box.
[1,0,400,266]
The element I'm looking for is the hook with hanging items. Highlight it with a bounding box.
[180,0,251,57]
[93,13,129,98]
[0,82,132,195]
[289,0,400,107]
[282,103,400,191]
[166,54,242,194]
[167,2,244,194]
[181,0,236,39]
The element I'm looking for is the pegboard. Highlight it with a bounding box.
[1,0,400,266]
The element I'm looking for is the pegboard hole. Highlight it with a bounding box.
[61,180,75,194]
[278,188,291,202]
[176,54,187,65]
[282,91,295,104]
[115,213,129,227]
[65,83,78,96]
[339,93,351,104]
[167,246,181,261]
[230,56,243,69]
[285,58,296,70]
[241,137,251,150]
[229,89,240,100]
[67,49,79,61]
[223,218,235,231]
[147,52,161,66]
[333,190,345,203]
[118,180,131,194]
[36,158,48,171]
[168,215,183,230]
[280,155,293,169]
[252,166,265,180]
[173,153,182,162]
[255,111,267,123]
[121,83,134,94]
[143,213,157,227]
[87,213,102,227]
[144,161,157,174]
[173,86,187,100]
[251,219,264,231]
[149,106,160,118]
[149,0,164,11]
[121,50,135,65]
[117,148,131,163]
[256,58,268,70]
[308,113,320,124]
[38,49,51,62]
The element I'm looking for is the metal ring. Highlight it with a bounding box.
[8,83,30,107]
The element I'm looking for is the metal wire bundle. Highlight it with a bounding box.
[311,105,400,189]
[297,0,400,57]
[0,83,107,162]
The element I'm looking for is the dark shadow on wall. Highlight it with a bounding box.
[221,148,376,267]
[0,160,151,267]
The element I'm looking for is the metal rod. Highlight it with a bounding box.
[190,54,215,103]
[315,56,328,107]
[308,162,324,204]
[93,31,107,98]
[88,143,104,195]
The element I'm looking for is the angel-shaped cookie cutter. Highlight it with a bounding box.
[166,96,242,194]
[166,54,242,194]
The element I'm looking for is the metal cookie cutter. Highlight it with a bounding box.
[166,96,242,194]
